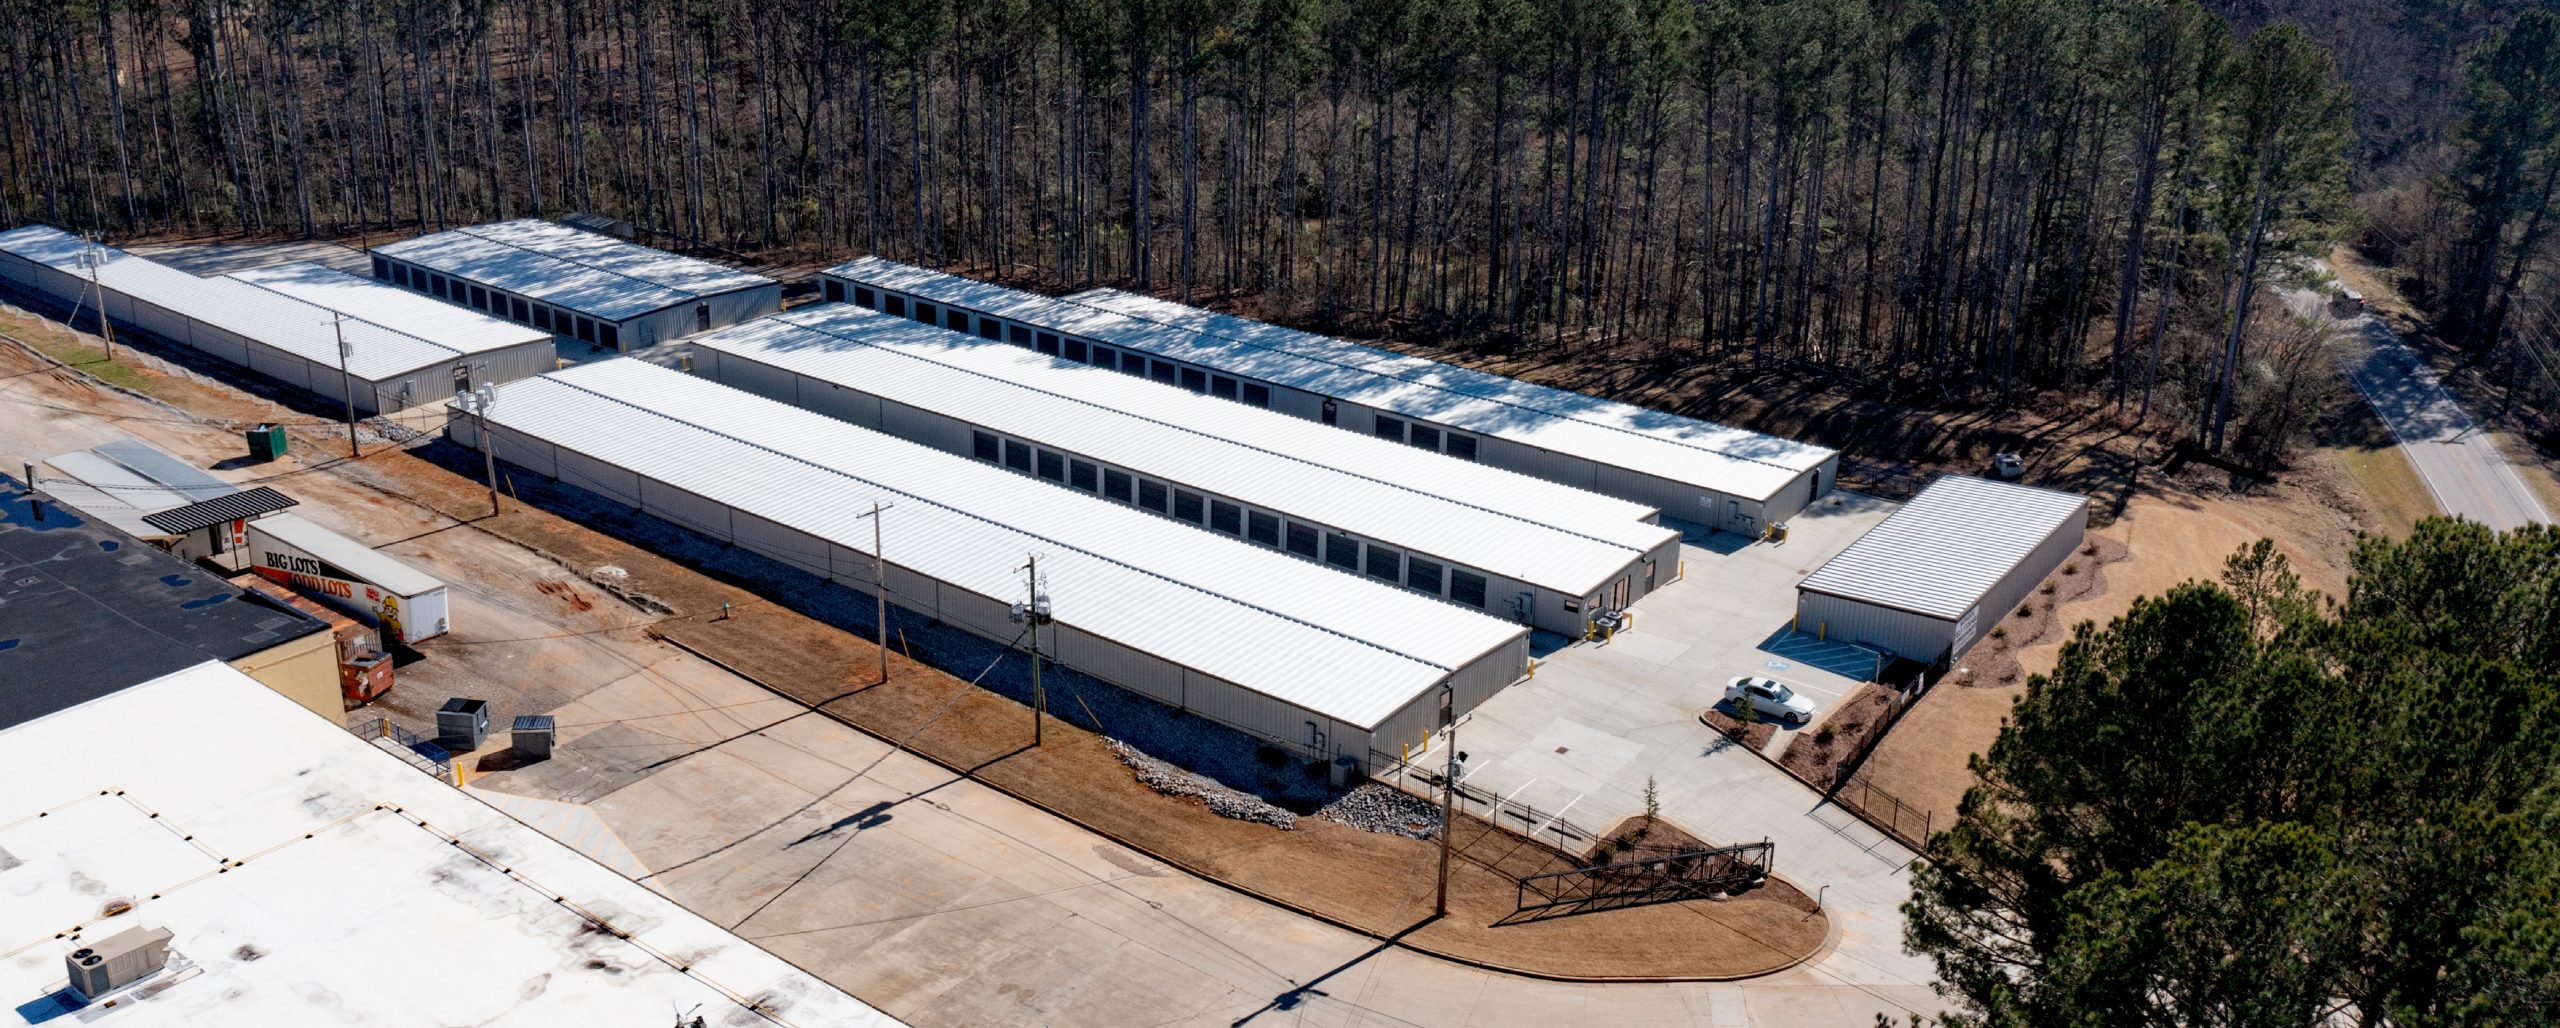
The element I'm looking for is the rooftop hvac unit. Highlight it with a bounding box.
[66,926,173,999]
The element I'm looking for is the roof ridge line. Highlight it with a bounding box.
[522,367,1476,673]
[762,308,1647,556]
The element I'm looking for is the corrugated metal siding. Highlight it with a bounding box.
[0,225,554,410]
[1794,590,1956,664]
[1071,285,1835,474]
[691,306,1674,597]
[825,259,1830,504]
[456,359,1527,731]
[372,220,774,323]
[1798,476,2092,620]
[1963,507,2088,658]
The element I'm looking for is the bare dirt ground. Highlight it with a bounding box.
[1857,478,2364,830]
[0,292,1828,981]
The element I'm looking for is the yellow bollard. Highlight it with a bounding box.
[1527,657,1538,678]
[1820,621,1827,641]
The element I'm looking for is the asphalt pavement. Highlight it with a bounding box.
[2288,276,2553,533]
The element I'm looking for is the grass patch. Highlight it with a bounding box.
[0,310,155,395]
[2331,441,2436,538]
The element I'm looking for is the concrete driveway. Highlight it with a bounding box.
[1412,492,1938,1019]
[2285,273,2551,532]
[0,331,1948,1028]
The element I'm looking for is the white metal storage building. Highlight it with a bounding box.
[0,226,558,414]
[372,219,780,351]
[821,258,1841,536]
[447,359,1531,768]
[690,305,1683,635]
[1795,475,2089,665]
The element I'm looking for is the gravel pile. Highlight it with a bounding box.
[1110,740,1297,829]
[1316,784,1444,840]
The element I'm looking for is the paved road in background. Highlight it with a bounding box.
[2286,274,2553,533]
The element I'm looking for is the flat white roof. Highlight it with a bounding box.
[475,359,1526,730]
[226,261,552,353]
[0,661,895,1028]
[823,257,1834,502]
[0,225,535,384]
[244,512,446,596]
[373,220,775,323]
[1797,476,2088,620]
[697,306,1675,596]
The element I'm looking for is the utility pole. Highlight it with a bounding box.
[856,500,895,684]
[1011,555,1053,746]
[1435,682,1461,918]
[82,233,115,359]
[456,384,501,515]
[331,314,360,459]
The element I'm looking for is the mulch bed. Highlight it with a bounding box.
[1947,534,2128,689]
[1699,705,1778,750]
[1777,683,1903,787]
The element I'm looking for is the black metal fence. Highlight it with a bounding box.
[1515,839,1777,915]
[1833,772,1933,850]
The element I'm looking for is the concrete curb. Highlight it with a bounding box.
[657,633,1827,984]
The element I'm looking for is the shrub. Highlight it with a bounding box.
[1991,625,2008,640]
[1816,723,1838,744]
[2063,562,2079,576]
[2082,542,2099,556]
[2041,582,2058,595]
[2017,604,2034,618]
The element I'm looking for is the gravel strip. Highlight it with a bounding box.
[1109,739,1297,829]
[1316,783,1444,840]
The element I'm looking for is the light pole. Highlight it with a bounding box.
[1435,682,1462,918]
[80,234,115,359]
[455,384,501,515]
[1010,555,1053,747]
[332,314,361,459]
[856,500,895,684]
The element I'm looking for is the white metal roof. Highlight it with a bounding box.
[697,306,1675,595]
[1797,476,2088,620]
[41,441,241,539]
[823,258,1833,502]
[0,661,896,1028]
[1074,286,1836,470]
[0,225,524,385]
[476,359,1526,730]
[226,261,552,353]
[372,219,774,322]
[244,512,446,596]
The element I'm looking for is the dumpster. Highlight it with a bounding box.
[436,698,490,751]
[512,715,556,761]
[245,423,288,462]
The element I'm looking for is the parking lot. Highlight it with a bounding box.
[1414,491,1932,998]
[0,280,1941,1025]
